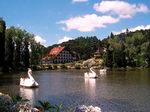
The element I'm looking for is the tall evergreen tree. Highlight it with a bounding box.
[22,37,30,68]
[0,18,6,71]
[13,29,23,69]
[5,27,15,69]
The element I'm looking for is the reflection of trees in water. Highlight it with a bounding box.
[0,73,20,86]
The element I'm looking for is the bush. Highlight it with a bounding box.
[60,64,67,69]
[75,63,81,69]
[36,100,63,112]
[31,65,38,71]
[52,64,58,70]
[48,64,53,70]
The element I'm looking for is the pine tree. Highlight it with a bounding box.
[0,18,6,71]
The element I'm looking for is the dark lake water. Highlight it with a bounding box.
[0,69,150,112]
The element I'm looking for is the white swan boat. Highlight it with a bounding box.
[84,67,98,78]
[20,68,39,88]
[99,68,107,75]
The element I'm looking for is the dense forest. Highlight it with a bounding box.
[0,18,46,72]
[102,30,150,68]
[1,18,150,72]
[46,36,101,60]
[60,36,101,60]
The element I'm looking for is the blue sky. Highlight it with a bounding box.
[0,0,150,46]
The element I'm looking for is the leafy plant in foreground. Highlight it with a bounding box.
[37,100,63,112]
[12,95,29,104]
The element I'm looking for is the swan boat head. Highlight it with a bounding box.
[84,67,98,78]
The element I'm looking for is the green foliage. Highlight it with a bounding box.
[1,21,46,71]
[0,18,6,70]
[103,30,150,68]
[53,64,58,70]
[5,28,15,69]
[0,17,47,72]
[12,95,29,104]
[75,63,81,69]
[0,94,30,112]
[30,39,46,65]
[0,94,12,112]
[48,64,53,70]
[60,64,67,69]
[37,100,63,112]
[1,18,150,70]
[59,36,99,60]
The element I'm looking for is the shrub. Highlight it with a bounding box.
[60,64,67,69]
[37,100,63,112]
[75,63,81,69]
[52,64,58,70]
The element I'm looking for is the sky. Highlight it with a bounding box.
[0,0,150,46]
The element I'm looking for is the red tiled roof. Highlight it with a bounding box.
[48,46,65,57]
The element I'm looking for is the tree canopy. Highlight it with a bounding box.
[0,18,46,72]
[102,29,150,68]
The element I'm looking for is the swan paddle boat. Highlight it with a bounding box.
[99,68,107,75]
[20,68,39,88]
[84,67,98,78]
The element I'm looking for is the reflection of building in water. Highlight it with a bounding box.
[84,79,96,99]
[20,87,39,105]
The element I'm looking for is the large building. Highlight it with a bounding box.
[42,46,75,64]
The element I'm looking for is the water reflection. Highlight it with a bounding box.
[84,78,96,99]
[20,87,39,105]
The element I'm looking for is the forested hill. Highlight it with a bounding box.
[46,36,102,60]
[46,29,150,68]
[102,29,150,68]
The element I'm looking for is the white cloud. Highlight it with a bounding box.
[113,24,150,35]
[72,0,88,3]
[93,1,149,18]
[129,25,150,32]
[58,36,73,44]
[34,35,46,45]
[58,14,119,32]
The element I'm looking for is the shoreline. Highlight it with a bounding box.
[0,92,101,112]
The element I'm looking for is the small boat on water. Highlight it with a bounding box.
[20,68,39,88]
[99,68,107,75]
[84,67,98,78]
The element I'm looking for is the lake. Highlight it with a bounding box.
[0,69,150,111]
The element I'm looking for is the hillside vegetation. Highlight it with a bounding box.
[46,29,150,68]
[46,36,101,60]
[102,29,150,68]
